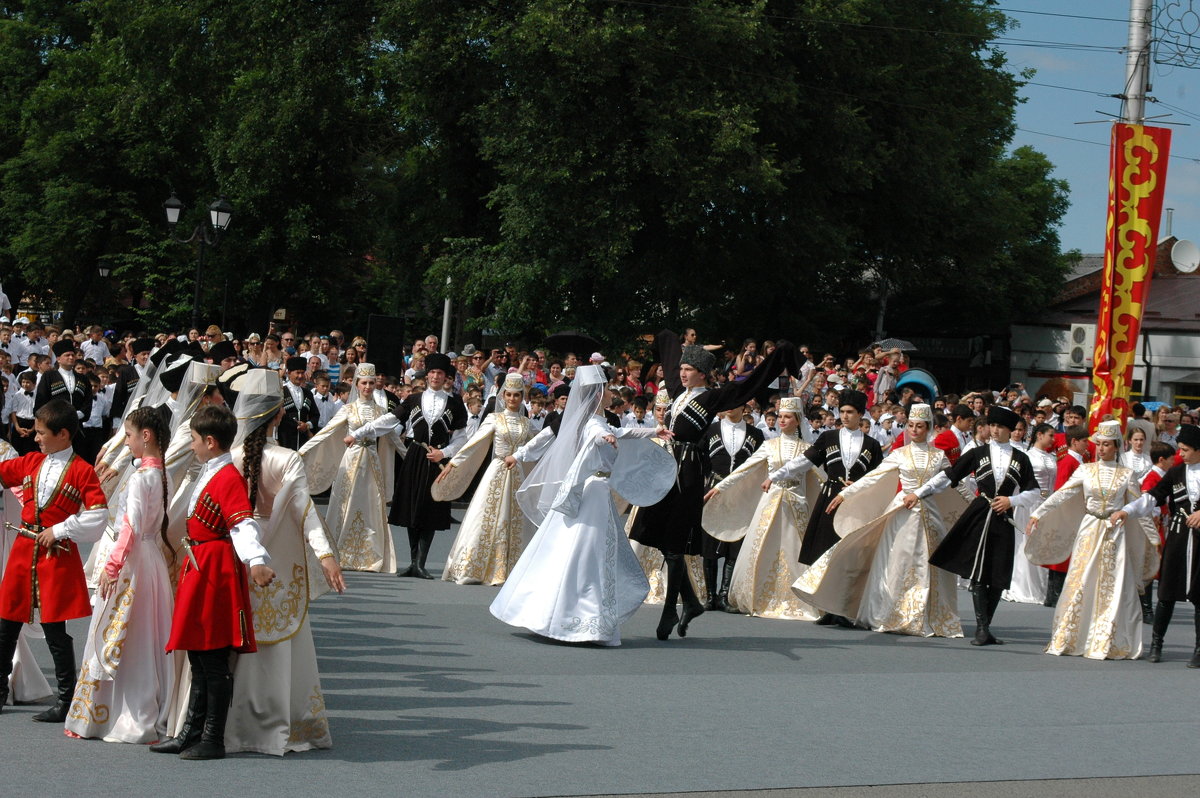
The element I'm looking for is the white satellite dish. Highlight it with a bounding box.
[1172,239,1199,274]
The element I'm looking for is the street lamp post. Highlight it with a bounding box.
[163,192,234,330]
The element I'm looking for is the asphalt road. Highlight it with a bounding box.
[4,523,1198,797]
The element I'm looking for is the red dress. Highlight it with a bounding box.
[0,453,106,624]
[166,463,258,653]
[1140,469,1169,578]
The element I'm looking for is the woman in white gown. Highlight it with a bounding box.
[490,365,673,646]
[790,404,966,637]
[66,407,174,743]
[701,397,820,621]
[1026,420,1160,660]
[227,368,345,754]
[1004,422,1055,604]
[433,373,534,585]
[299,363,402,573]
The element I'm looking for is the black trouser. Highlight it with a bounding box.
[0,618,75,699]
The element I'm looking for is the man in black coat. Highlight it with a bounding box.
[35,340,92,424]
[914,405,1041,646]
[278,356,317,450]
[700,404,763,611]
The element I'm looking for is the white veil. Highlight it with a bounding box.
[516,364,608,525]
[232,368,284,449]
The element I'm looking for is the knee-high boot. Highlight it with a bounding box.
[657,554,682,641]
[149,656,207,753]
[399,528,422,577]
[415,529,436,580]
[702,559,719,610]
[1148,600,1175,663]
[32,622,75,722]
[969,585,1001,646]
[718,559,738,613]
[677,556,705,637]
[1140,581,1155,624]
[180,649,232,760]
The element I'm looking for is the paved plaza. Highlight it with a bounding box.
[4,522,1199,797]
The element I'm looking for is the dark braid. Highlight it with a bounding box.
[242,424,269,511]
[125,406,175,564]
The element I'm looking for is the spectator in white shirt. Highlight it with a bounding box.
[79,325,111,364]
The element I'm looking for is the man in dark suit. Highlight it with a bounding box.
[35,340,92,424]
[700,404,763,610]
[278,356,317,450]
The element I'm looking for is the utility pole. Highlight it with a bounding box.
[1122,0,1152,124]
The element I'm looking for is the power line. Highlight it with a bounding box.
[1016,126,1200,163]
[995,6,1128,24]
[1023,80,1120,97]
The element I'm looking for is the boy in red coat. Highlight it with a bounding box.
[1043,425,1089,607]
[0,400,107,721]
[150,405,274,760]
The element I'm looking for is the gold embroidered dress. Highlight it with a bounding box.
[226,440,336,754]
[702,433,820,620]
[299,398,401,573]
[433,409,534,585]
[1027,460,1160,660]
[66,461,174,743]
[792,443,966,637]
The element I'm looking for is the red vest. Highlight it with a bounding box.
[166,463,258,653]
[0,452,106,623]
[933,429,963,465]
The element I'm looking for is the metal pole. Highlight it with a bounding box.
[440,275,452,351]
[192,237,205,331]
[1122,0,1152,124]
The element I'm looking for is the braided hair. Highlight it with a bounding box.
[125,406,174,564]
[242,423,269,511]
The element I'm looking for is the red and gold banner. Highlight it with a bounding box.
[1089,123,1171,429]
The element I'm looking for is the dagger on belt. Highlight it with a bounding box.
[5,522,70,554]
[179,537,202,572]
[414,440,450,471]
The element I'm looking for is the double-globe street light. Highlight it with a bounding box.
[163,192,234,330]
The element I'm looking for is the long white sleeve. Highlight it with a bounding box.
[513,426,556,463]
[52,507,108,544]
[913,471,951,500]
[350,411,402,441]
[230,517,271,566]
[769,452,814,483]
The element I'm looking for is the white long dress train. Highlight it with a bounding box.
[434,410,534,585]
[1004,445,1055,604]
[702,433,820,620]
[65,462,174,743]
[1027,460,1160,660]
[490,418,653,645]
[791,443,966,637]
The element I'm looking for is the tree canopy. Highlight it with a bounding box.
[0,0,1071,346]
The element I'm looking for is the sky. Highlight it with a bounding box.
[995,1,1200,255]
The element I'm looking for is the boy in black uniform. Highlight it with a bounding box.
[700,405,762,610]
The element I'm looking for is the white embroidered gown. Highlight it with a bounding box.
[299,398,402,573]
[66,463,174,743]
[701,433,820,620]
[1027,460,1159,660]
[791,443,965,637]
[490,418,653,645]
[436,410,534,585]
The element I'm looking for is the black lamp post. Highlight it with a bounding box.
[163,192,234,330]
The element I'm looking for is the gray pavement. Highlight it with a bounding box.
[4,523,1198,797]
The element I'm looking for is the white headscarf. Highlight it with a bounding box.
[231,368,284,449]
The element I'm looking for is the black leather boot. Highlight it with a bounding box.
[32,623,75,723]
[149,672,206,753]
[969,586,1000,646]
[179,671,232,760]
[1147,600,1174,663]
[1140,581,1154,624]
[657,554,682,641]
[413,531,435,579]
[1044,570,1065,607]
[719,560,738,613]
[677,557,705,638]
[702,559,718,610]
[398,528,421,577]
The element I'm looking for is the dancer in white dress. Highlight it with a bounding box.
[1004,422,1055,604]
[434,373,534,585]
[299,364,402,573]
[490,365,673,646]
[701,397,820,620]
[791,404,966,636]
[1026,421,1160,660]
[65,407,174,743]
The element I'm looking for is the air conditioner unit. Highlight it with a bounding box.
[1067,323,1096,370]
